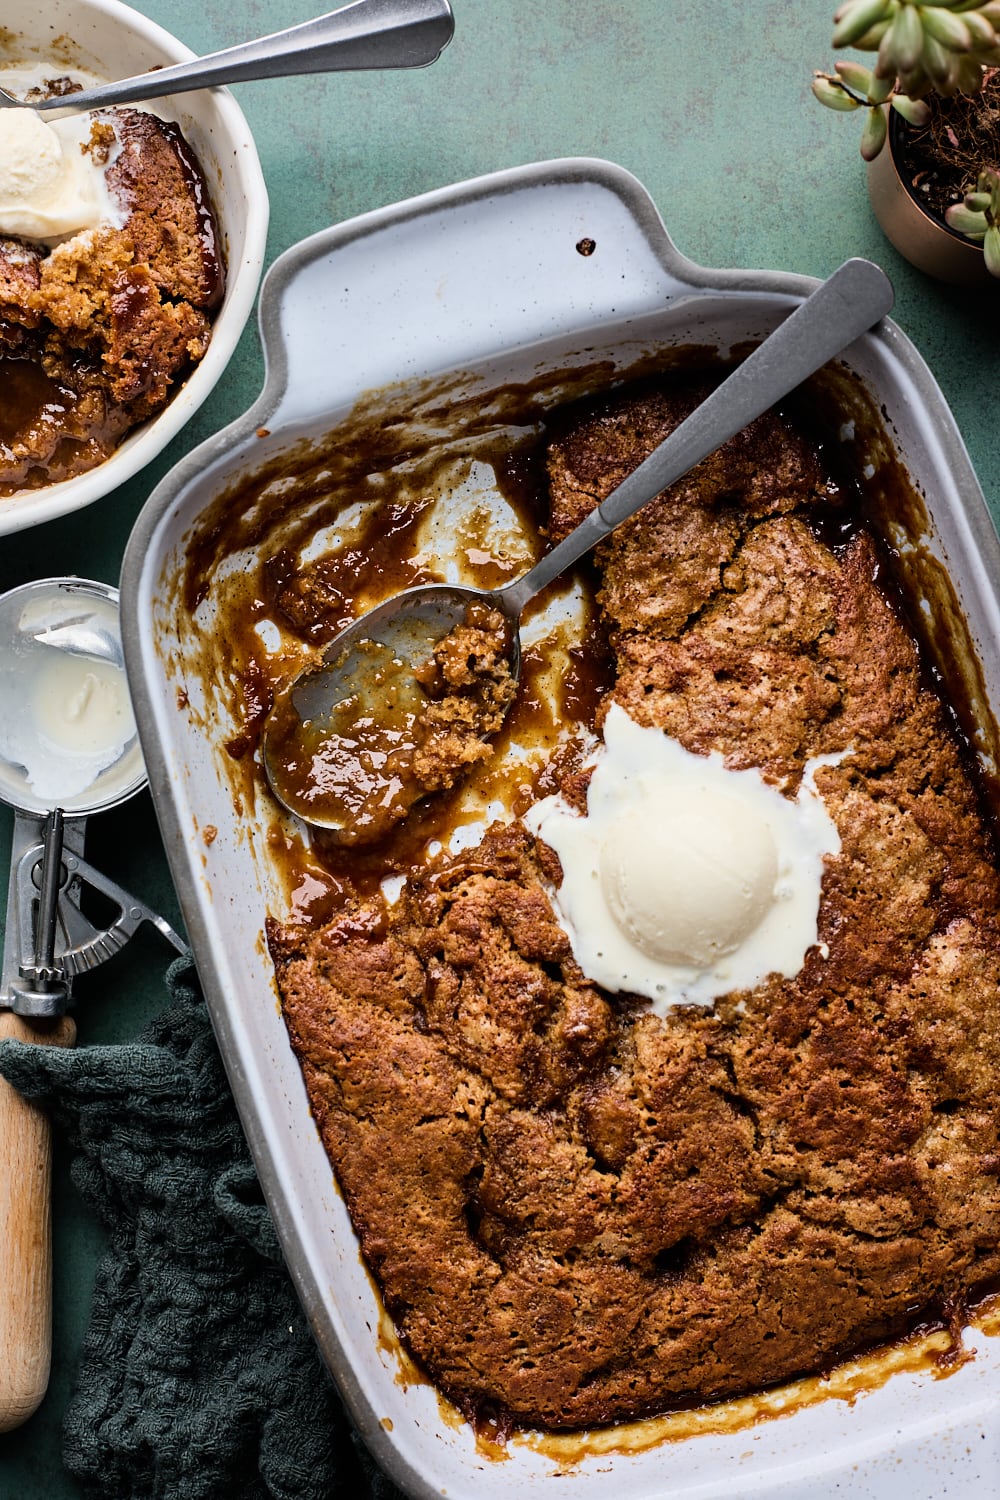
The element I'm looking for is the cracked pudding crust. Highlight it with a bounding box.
[270,382,1000,1430]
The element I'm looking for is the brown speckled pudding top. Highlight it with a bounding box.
[270,380,1000,1431]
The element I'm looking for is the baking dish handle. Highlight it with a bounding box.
[258,159,709,428]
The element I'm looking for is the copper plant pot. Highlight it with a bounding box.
[867,107,993,288]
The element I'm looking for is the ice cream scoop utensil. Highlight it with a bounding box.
[0,802,186,1432]
[262,256,894,834]
[0,580,186,1431]
[0,0,454,111]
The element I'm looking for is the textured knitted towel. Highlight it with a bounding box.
[0,956,404,1500]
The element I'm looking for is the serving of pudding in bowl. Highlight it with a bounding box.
[0,0,268,535]
[1,96,224,494]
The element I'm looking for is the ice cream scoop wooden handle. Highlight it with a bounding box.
[0,1011,75,1432]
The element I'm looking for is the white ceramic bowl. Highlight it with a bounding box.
[0,0,269,537]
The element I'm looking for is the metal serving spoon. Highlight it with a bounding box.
[0,0,454,111]
[261,257,894,837]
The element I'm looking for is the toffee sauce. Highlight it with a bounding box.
[369,1260,999,1464]
[158,117,224,309]
[189,356,1000,928]
[0,355,127,495]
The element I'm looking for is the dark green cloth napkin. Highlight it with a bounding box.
[0,956,404,1500]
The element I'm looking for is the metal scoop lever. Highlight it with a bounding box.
[4,814,187,1018]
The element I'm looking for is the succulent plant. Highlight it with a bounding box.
[812,60,928,160]
[838,0,998,92]
[945,165,1000,271]
[813,0,1000,271]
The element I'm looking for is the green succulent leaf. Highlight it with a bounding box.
[875,11,937,88]
[921,7,974,51]
[961,11,998,48]
[921,30,960,89]
[964,191,994,211]
[891,4,928,71]
[812,72,864,109]
[977,167,1000,212]
[945,202,989,236]
[833,0,893,49]
[834,58,876,92]
[854,19,892,47]
[890,92,932,123]
[860,103,889,158]
[984,223,1000,277]
[869,68,896,100]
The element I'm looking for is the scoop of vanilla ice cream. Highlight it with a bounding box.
[0,109,63,196]
[523,703,844,1012]
[599,791,779,966]
[0,109,112,241]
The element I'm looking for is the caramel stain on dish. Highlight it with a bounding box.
[176,366,609,842]
[375,1298,513,1461]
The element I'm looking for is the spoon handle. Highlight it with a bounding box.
[500,257,894,617]
[30,0,454,112]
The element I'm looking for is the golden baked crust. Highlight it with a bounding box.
[273,383,1000,1429]
[101,108,223,310]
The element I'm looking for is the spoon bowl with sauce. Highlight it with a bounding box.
[261,257,895,842]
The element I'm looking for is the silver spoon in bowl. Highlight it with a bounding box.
[261,257,895,839]
[0,0,454,111]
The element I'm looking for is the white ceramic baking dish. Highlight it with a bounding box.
[120,158,1000,1500]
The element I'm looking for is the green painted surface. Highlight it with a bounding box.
[0,0,996,1494]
